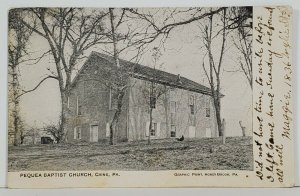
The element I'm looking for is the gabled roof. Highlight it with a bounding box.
[72,51,222,97]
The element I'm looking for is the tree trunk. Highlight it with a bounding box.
[20,133,24,145]
[109,8,120,67]
[109,91,125,145]
[148,107,153,144]
[239,121,246,137]
[60,90,68,143]
[148,81,155,144]
[221,118,226,144]
[12,65,20,146]
[213,96,222,137]
[163,88,170,137]
[209,76,222,137]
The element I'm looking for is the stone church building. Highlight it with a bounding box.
[65,51,220,143]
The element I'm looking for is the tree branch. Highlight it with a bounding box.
[16,75,58,99]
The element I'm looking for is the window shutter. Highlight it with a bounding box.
[74,127,77,139]
[170,101,176,113]
[76,96,79,115]
[171,125,176,137]
[106,123,110,137]
[157,122,161,137]
[171,113,176,124]
[109,87,112,110]
[67,96,70,109]
[205,96,210,107]
[205,96,210,117]
[146,122,150,136]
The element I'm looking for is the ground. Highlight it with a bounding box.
[8,136,253,171]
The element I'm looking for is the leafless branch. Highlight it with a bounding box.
[16,75,58,99]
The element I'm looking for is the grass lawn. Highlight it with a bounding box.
[8,136,253,171]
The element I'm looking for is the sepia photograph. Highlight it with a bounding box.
[8,7,254,172]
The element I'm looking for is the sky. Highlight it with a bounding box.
[17,8,252,136]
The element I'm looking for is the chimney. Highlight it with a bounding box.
[177,74,182,84]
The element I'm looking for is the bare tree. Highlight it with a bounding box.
[106,8,132,145]
[139,47,167,144]
[44,119,64,144]
[13,7,246,145]
[125,8,226,44]
[96,8,179,145]
[239,120,246,137]
[231,7,253,88]
[8,9,34,146]
[235,26,252,88]
[105,8,154,145]
[18,8,110,142]
[106,7,235,142]
[17,8,154,145]
[129,7,253,138]
[201,8,227,137]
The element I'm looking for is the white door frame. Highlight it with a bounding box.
[90,124,99,142]
[188,126,196,138]
[205,127,212,138]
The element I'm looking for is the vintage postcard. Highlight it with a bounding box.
[7,6,294,188]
